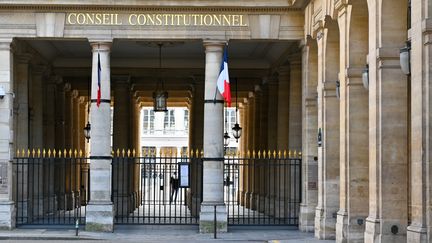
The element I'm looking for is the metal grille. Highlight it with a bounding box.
[112,154,203,225]
[224,152,301,226]
[13,150,89,226]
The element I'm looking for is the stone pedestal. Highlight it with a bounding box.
[85,42,114,232]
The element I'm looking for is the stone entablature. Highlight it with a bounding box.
[0,5,304,41]
[0,0,305,8]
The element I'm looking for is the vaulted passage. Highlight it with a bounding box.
[11,38,303,228]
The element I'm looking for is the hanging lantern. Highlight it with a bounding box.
[335,80,340,100]
[153,43,168,112]
[83,122,91,143]
[153,89,168,112]
[362,64,369,89]
[400,41,411,75]
[232,123,242,142]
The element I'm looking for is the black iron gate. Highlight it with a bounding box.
[13,149,301,227]
[223,151,301,226]
[112,150,203,225]
[13,150,89,226]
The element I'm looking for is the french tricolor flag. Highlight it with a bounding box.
[217,46,231,107]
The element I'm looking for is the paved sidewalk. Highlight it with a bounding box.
[0,226,335,243]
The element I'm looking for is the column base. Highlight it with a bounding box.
[0,201,15,229]
[407,224,428,243]
[265,195,276,216]
[33,197,45,217]
[336,210,348,243]
[113,194,132,216]
[258,195,266,213]
[336,210,367,243]
[245,192,252,208]
[274,198,287,218]
[314,207,336,240]
[240,190,246,206]
[190,196,201,217]
[85,201,114,232]
[299,203,315,232]
[250,192,258,210]
[364,217,406,243]
[44,195,57,215]
[199,203,227,233]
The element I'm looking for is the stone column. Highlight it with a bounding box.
[277,66,290,150]
[130,94,140,210]
[275,66,290,218]
[299,40,318,232]
[199,41,227,233]
[251,87,261,210]
[53,79,66,212]
[335,2,369,242]
[407,0,432,242]
[0,40,15,229]
[62,84,73,210]
[30,65,45,149]
[71,90,80,208]
[245,92,255,209]
[265,78,278,216]
[188,80,204,216]
[288,59,302,221]
[85,42,114,232]
[64,84,72,149]
[54,77,65,150]
[288,59,302,150]
[112,76,131,216]
[15,53,31,221]
[239,102,247,206]
[78,96,87,206]
[44,77,56,213]
[315,24,340,240]
[364,1,409,242]
[258,81,269,212]
[30,65,46,217]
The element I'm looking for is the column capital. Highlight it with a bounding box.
[277,65,290,78]
[31,64,48,76]
[0,40,13,51]
[79,96,88,104]
[72,89,80,99]
[203,40,226,52]
[112,75,131,88]
[63,82,72,92]
[90,42,112,53]
[16,53,33,64]
[254,84,262,93]
[262,76,278,86]
[52,75,63,85]
[334,0,349,13]
[288,53,302,68]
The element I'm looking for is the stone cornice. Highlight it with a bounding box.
[0,4,301,13]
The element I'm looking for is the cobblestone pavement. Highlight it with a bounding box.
[0,226,335,243]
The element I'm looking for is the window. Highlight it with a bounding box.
[164,109,175,132]
[225,108,237,135]
[184,109,189,132]
[143,109,155,134]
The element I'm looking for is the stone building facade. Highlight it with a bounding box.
[0,0,429,243]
